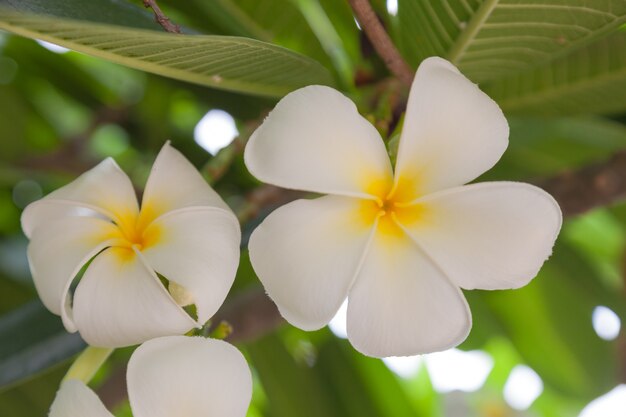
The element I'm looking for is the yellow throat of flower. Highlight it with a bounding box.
[360,175,426,237]
[107,205,162,259]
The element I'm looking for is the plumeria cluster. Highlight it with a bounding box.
[23,57,560,416]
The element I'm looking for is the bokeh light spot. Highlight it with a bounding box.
[36,40,70,54]
[579,385,626,417]
[194,109,238,156]
[503,365,543,410]
[592,305,621,341]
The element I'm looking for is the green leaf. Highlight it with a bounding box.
[0,8,334,97]
[478,239,619,400]
[0,365,68,417]
[482,115,626,181]
[0,301,85,391]
[247,331,428,417]
[0,0,160,30]
[396,0,626,82]
[485,32,626,115]
[247,333,340,417]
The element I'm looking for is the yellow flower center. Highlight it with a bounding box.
[359,175,426,237]
[107,205,162,260]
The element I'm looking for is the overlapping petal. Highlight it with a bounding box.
[244,85,392,198]
[141,143,231,223]
[27,216,119,332]
[21,158,138,237]
[394,57,509,196]
[249,195,375,330]
[400,182,562,290]
[141,207,241,324]
[127,336,252,417]
[347,232,471,357]
[73,249,196,347]
[48,337,252,417]
[49,379,114,417]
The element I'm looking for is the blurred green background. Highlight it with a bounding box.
[1,0,626,416]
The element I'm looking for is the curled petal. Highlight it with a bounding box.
[141,142,231,224]
[245,85,392,198]
[142,207,241,325]
[22,158,138,237]
[27,216,118,331]
[49,379,114,417]
[127,336,252,417]
[73,248,196,347]
[249,196,375,330]
[401,182,562,290]
[394,57,509,197]
[347,232,471,357]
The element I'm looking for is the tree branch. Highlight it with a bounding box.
[348,0,414,86]
[538,149,626,217]
[142,0,181,34]
[211,149,626,345]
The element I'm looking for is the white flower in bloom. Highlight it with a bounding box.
[22,143,240,347]
[244,57,562,357]
[49,336,252,417]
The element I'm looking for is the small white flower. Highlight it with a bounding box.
[22,143,241,347]
[49,336,252,417]
[244,57,562,357]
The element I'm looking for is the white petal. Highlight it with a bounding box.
[394,57,509,195]
[347,232,471,357]
[249,195,375,330]
[73,248,196,347]
[401,182,562,290]
[27,216,118,331]
[127,336,252,417]
[22,158,138,237]
[141,143,231,221]
[141,207,241,325]
[244,85,392,198]
[49,379,114,417]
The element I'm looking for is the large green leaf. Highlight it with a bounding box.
[0,8,333,97]
[0,301,84,390]
[395,0,626,82]
[478,239,621,400]
[247,331,427,417]
[394,1,626,114]
[0,0,160,29]
[485,32,626,115]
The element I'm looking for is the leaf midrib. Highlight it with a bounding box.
[447,0,499,64]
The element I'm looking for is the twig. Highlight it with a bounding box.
[142,0,181,34]
[348,0,414,86]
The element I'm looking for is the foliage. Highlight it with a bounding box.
[0,1,625,416]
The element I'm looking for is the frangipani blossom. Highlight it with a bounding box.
[49,336,252,417]
[22,143,241,347]
[245,57,562,357]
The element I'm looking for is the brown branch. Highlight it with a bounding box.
[219,149,626,345]
[142,0,181,34]
[348,0,414,86]
[537,149,626,217]
[213,289,284,344]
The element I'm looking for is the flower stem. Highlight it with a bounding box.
[63,346,114,383]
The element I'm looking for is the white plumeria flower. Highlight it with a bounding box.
[49,336,252,417]
[22,143,241,347]
[244,57,562,357]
